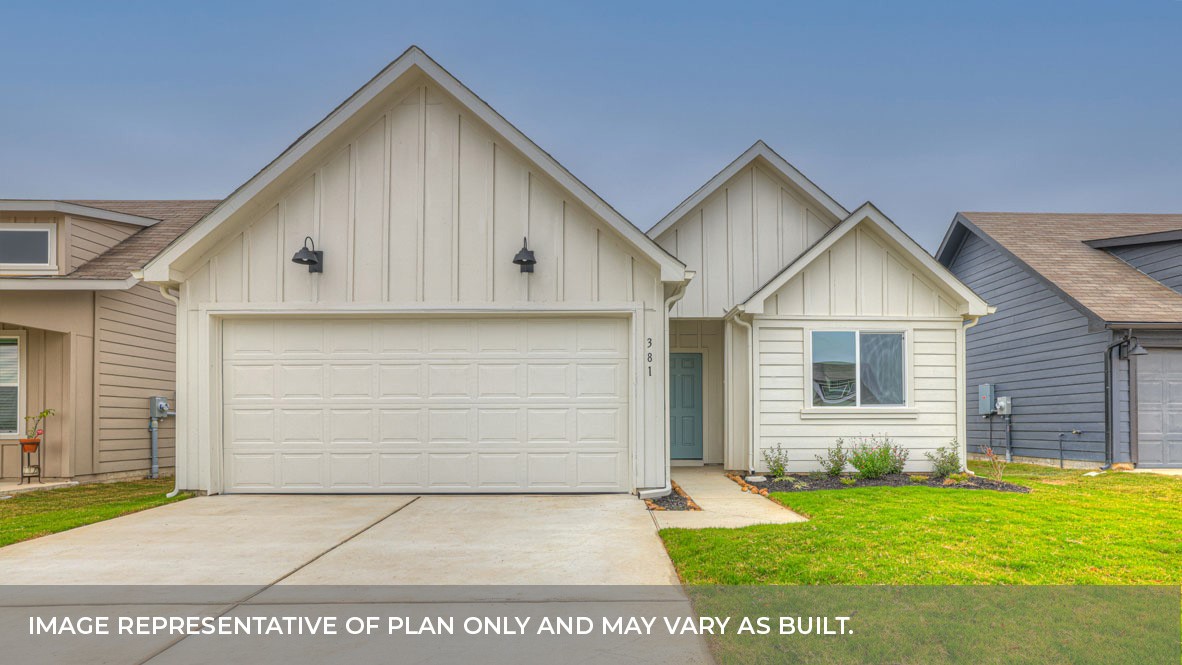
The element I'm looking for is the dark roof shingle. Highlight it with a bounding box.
[959,212,1182,324]
[63,200,220,280]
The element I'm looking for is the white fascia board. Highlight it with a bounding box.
[647,141,849,240]
[142,46,686,284]
[0,276,138,290]
[741,202,990,316]
[0,201,160,227]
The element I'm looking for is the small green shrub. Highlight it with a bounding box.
[815,438,849,477]
[762,443,791,479]
[847,435,909,479]
[924,441,962,479]
[945,472,970,485]
[909,474,929,483]
[840,478,858,486]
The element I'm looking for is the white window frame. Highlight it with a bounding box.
[0,222,58,273]
[0,332,26,439]
[809,329,908,408]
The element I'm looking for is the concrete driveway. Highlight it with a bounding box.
[0,493,679,586]
[0,495,709,664]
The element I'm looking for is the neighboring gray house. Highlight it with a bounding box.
[937,212,1182,469]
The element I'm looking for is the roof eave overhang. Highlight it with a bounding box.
[1084,229,1182,250]
[142,46,684,285]
[1103,321,1182,330]
[0,276,138,291]
[0,201,160,227]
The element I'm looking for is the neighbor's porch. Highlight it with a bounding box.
[0,321,90,482]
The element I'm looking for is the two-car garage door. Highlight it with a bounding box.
[221,316,631,493]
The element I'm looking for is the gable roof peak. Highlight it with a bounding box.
[738,201,989,317]
[647,141,848,239]
[143,46,686,283]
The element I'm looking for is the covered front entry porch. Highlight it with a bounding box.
[669,319,747,468]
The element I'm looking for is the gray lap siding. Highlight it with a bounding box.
[947,232,1124,463]
[1109,241,1182,294]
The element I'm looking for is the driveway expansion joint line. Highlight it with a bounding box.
[136,495,421,665]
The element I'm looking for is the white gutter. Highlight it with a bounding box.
[961,314,983,472]
[637,273,694,500]
[156,284,184,499]
[0,276,139,290]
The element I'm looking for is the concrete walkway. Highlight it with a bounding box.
[651,466,807,529]
[0,479,76,496]
[1126,468,1182,477]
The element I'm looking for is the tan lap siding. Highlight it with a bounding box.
[755,321,960,472]
[95,283,176,475]
[66,218,138,272]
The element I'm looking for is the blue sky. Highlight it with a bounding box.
[1,1,1179,250]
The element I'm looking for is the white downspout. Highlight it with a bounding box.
[157,284,184,499]
[960,314,983,473]
[637,274,692,500]
[731,312,757,473]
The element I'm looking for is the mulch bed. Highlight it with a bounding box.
[729,472,1030,494]
[645,480,701,511]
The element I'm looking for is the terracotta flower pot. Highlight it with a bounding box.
[19,439,40,454]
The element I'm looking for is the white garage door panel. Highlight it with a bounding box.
[1136,348,1182,468]
[222,317,631,492]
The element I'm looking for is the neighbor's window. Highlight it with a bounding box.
[0,337,19,435]
[0,224,55,270]
[811,331,905,407]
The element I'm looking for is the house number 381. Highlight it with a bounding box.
[646,338,653,376]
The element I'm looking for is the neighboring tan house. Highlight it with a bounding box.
[139,47,989,495]
[938,212,1182,469]
[649,144,990,473]
[0,200,219,482]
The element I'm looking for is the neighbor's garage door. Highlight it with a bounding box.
[1136,348,1182,468]
[221,317,631,493]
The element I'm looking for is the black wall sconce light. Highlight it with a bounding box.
[1120,336,1149,359]
[513,237,536,273]
[291,236,323,273]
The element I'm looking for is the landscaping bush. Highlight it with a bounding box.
[762,443,791,479]
[815,438,849,477]
[924,441,962,479]
[847,435,909,479]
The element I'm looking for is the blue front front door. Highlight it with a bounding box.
[670,353,704,460]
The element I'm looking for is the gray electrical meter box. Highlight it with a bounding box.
[978,384,996,415]
[149,396,172,419]
[995,395,1012,416]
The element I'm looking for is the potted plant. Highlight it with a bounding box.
[20,408,55,453]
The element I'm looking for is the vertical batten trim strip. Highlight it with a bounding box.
[452,113,462,302]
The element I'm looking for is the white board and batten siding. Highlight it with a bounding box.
[752,224,967,473]
[654,162,840,318]
[175,78,669,494]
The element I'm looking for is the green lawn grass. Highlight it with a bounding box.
[661,463,1182,585]
[0,479,191,547]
